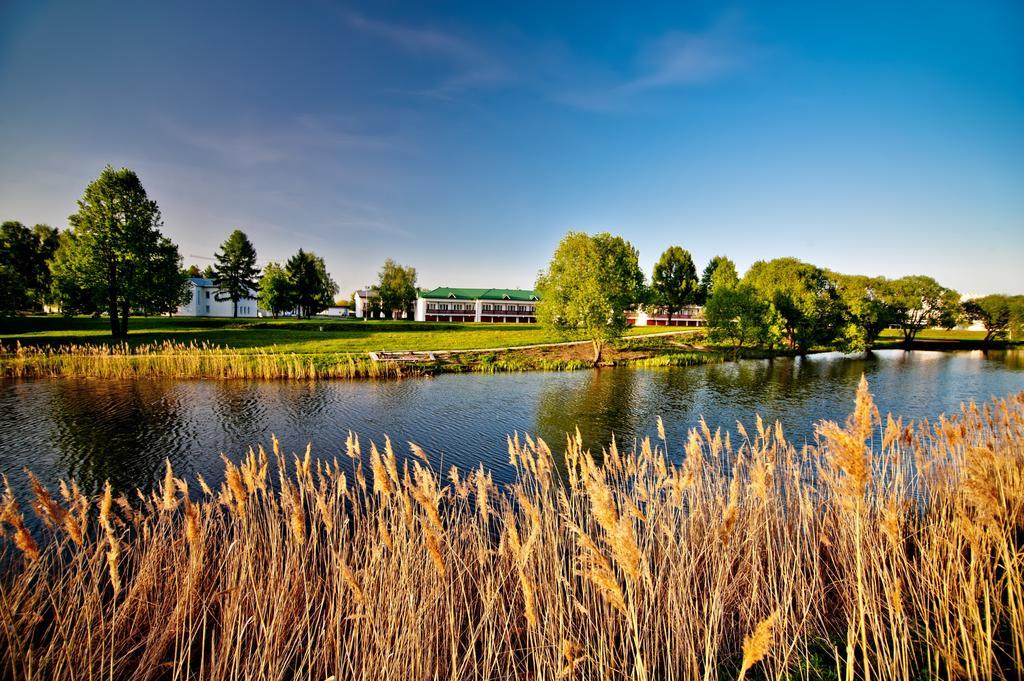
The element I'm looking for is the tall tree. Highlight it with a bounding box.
[376,259,418,320]
[257,262,293,318]
[884,275,960,343]
[212,229,260,317]
[650,246,699,323]
[50,167,189,336]
[0,221,37,314]
[535,231,645,363]
[743,258,848,353]
[699,255,738,303]
[0,221,58,312]
[285,249,338,318]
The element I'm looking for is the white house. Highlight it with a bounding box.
[316,306,352,318]
[353,288,379,319]
[175,278,259,318]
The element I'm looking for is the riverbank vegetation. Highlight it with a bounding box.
[1,380,1021,679]
[0,317,671,353]
[0,329,696,380]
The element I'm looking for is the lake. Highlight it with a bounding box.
[1,349,1022,502]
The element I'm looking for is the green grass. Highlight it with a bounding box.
[0,315,673,354]
[877,328,988,341]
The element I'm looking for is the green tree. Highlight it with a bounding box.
[0,221,58,313]
[650,246,699,323]
[830,273,900,350]
[376,259,417,319]
[743,258,848,353]
[0,221,37,314]
[50,167,189,336]
[285,249,337,318]
[1010,298,1024,341]
[699,255,738,303]
[962,294,1015,342]
[884,275,960,343]
[212,229,260,317]
[257,262,293,318]
[704,282,783,358]
[535,231,645,363]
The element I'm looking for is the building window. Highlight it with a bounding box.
[205,291,210,299]
[205,305,210,313]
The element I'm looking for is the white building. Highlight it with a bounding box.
[353,288,379,319]
[175,278,259,318]
[316,306,352,318]
[415,288,540,323]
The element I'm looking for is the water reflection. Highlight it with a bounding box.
[534,367,642,451]
[0,349,1020,508]
[47,380,186,493]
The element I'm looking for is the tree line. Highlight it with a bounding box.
[0,166,339,336]
[535,231,1023,362]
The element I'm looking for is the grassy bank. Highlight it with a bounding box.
[1,380,1021,679]
[0,318,709,379]
[0,336,719,380]
[0,315,670,354]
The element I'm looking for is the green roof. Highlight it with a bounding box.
[419,287,540,301]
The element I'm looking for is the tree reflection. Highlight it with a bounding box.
[47,379,185,494]
[533,368,642,477]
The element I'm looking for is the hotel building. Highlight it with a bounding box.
[415,288,540,323]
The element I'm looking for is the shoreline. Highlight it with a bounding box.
[1,335,1017,381]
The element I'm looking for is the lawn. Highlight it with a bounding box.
[0,315,675,354]
[877,328,988,342]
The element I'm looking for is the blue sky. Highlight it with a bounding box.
[1,1,1021,296]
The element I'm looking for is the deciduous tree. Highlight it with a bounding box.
[50,166,189,336]
[376,259,417,319]
[257,262,293,318]
[884,275,960,343]
[830,273,900,350]
[0,222,59,313]
[704,283,783,358]
[743,258,848,353]
[535,231,645,363]
[962,294,1018,342]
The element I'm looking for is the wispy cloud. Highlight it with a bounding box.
[555,14,756,111]
[157,113,398,167]
[343,11,511,98]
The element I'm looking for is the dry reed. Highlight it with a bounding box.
[0,341,407,380]
[0,378,1022,680]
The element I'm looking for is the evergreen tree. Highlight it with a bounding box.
[212,229,260,317]
[650,246,699,323]
[285,249,338,317]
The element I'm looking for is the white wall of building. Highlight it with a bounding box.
[175,280,259,318]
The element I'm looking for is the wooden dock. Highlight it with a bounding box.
[369,351,437,363]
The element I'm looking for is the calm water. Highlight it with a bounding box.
[1,349,1022,501]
